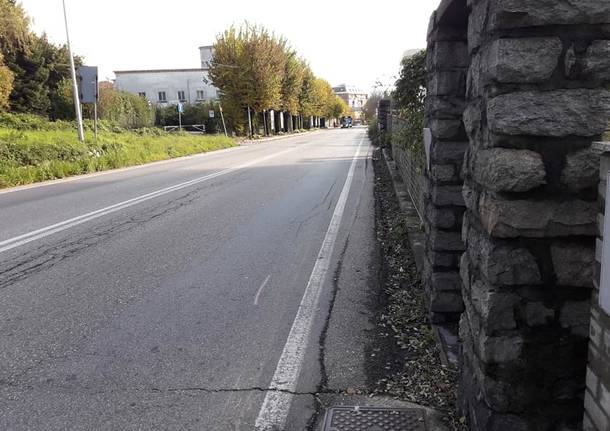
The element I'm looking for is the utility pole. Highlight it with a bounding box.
[62,0,84,143]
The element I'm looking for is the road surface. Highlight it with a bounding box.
[0,128,380,430]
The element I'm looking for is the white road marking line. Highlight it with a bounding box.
[0,146,300,254]
[254,134,364,430]
[254,275,271,306]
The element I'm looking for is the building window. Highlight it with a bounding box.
[177,91,186,102]
[138,92,146,98]
[196,90,205,101]
[158,91,167,102]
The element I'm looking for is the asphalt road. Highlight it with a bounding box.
[0,128,378,430]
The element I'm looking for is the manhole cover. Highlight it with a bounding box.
[322,406,427,431]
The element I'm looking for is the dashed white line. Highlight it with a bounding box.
[254,135,364,430]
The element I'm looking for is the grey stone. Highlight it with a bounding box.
[561,148,600,192]
[430,230,466,252]
[426,205,457,229]
[585,390,610,431]
[585,40,610,81]
[524,302,555,327]
[463,100,482,138]
[559,300,591,332]
[467,53,482,99]
[467,228,542,285]
[426,96,466,118]
[487,90,610,137]
[431,271,462,292]
[489,37,562,83]
[429,118,464,139]
[564,45,577,77]
[474,148,546,192]
[430,184,465,206]
[468,0,488,53]
[551,243,594,287]
[479,193,597,238]
[491,0,610,28]
[434,41,469,69]
[430,290,464,313]
[429,70,467,97]
[479,333,523,364]
[471,280,518,331]
[431,164,457,182]
[429,140,467,164]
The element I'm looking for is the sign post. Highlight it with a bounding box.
[219,104,227,137]
[62,0,84,142]
[177,103,184,131]
[78,66,98,141]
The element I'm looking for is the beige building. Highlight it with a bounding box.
[332,84,368,120]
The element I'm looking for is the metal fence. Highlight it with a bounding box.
[389,115,425,222]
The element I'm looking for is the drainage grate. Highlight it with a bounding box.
[322,406,427,431]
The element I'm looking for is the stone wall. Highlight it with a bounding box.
[423,0,610,430]
[585,142,610,431]
[423,0,469,324]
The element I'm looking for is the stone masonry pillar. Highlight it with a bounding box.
[424,0,469,324]
[457,1,610,429]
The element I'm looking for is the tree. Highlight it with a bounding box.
[0,53,14,111]
[280,50,304,114]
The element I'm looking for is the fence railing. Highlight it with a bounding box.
[389,115,425,222]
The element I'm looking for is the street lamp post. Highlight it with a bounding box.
[62,0,84,142]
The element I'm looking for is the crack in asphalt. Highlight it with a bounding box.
[0,189,203,289]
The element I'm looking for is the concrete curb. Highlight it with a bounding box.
[239,128,324,145]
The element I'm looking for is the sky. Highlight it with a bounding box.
[19,0,442,93]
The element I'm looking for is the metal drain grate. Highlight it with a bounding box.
[322,406,427,431]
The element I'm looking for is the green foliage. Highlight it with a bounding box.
[392,50,426,151]
[0,53,13,111]
[0,114,235,188]
[97,87,155,129]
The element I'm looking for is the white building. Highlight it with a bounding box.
[114,46,218,105]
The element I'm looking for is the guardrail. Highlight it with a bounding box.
[163,124,206,133]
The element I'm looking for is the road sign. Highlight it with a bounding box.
[78,66,98,104]
[209,110,215,118]
[177,103,184,113]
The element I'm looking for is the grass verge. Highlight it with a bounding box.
[0,115,235,189]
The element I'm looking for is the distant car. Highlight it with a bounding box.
[340,116,353,128]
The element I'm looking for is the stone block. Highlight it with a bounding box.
[429,140,468,163]
[560,301,591,335]
[430,230,466,252]
[429,251,459,268]
[468,228,542,285]
[431,164,457,182]
[585,41,610,81]
[434,41,469,69]
[429,70,467,97]
[471,279,518,331]
[524,302,555,327]
[561,148,600,192]
[463,100,482,138]
[488,37,562,83]
[551,243,595,287]
[426,204,457,229]
[474,148,546,192]
[490,0,610,28]
[430,184,465,206]
[430,290,464,313]
[487,90,610,138]
[468,0,488,53]
[479,333,523,364]
[426,96,466,118]
[431,270,462,291]
[479,194,597,238]
[429,118,465,140]
[466,52,482,99]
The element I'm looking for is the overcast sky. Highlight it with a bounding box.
[20,0,441,92]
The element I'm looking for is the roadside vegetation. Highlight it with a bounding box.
[0,113,234,188]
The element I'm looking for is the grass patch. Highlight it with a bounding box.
[0,115,235,188]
